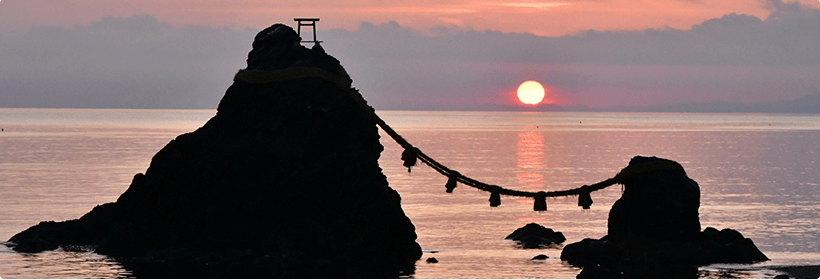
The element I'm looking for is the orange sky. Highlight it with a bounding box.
[2,0,819,35]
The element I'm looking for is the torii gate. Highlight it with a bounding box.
[294,18,322,45]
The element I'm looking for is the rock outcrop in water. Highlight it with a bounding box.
[8,23,422,278]
[505,223,566,249]
[560,156,768,278]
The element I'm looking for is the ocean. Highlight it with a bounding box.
[1,108,818,278]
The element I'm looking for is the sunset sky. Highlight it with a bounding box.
[1,0,819,110]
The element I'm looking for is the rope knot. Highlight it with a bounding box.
[401,146,419,173]
[578,185,593,209]
[445,170,460,193]
[533,191,548,211]
[489,185,501,207]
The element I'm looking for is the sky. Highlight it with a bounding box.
[1,0,819,111]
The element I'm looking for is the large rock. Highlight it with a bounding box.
[8,23,422,278]
[607,156,701,243]
[561,156,768,278]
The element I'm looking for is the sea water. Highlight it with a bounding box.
[0,108,818,278]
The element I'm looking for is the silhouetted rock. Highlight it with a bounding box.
[532,254,549,260]
[506,223,566,248]
[561,156,768,278]
[8,23,422,278]
[698,227,769,264]
[607,156,701,243]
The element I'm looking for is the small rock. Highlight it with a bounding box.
[426,257,439,263]
[506,223,566,248]
[700,227,769,264]
[532,254,548,260]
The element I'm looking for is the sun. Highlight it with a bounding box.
[517,81,546,105]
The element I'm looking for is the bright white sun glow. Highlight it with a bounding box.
[517,81,545,105]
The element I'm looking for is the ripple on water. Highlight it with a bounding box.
[0,243,133,279]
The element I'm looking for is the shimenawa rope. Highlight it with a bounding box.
[234,67,687,211]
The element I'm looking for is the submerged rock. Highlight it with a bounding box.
[560,156,768,278]
[506,223,566,248]
[8,23,422,278]
[532,254,549,260]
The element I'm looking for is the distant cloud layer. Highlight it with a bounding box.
[1,1,819,112]
[0,15,256,109]
[324,0,820,109]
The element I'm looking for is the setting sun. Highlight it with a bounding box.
[517,81,545,105]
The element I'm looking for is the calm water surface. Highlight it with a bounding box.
[0,108,818,278]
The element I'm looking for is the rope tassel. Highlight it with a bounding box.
[534,192,547,211]
[489,186,501,207]
[445,171,460,193]
[578,185,593,209]
[401,147,418,173]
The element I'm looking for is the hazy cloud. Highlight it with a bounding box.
[323,1,820,109]
[328,9,819,67]
[2,3,819,111]
[0,15,256,108]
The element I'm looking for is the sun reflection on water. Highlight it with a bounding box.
[516,131,546,190]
